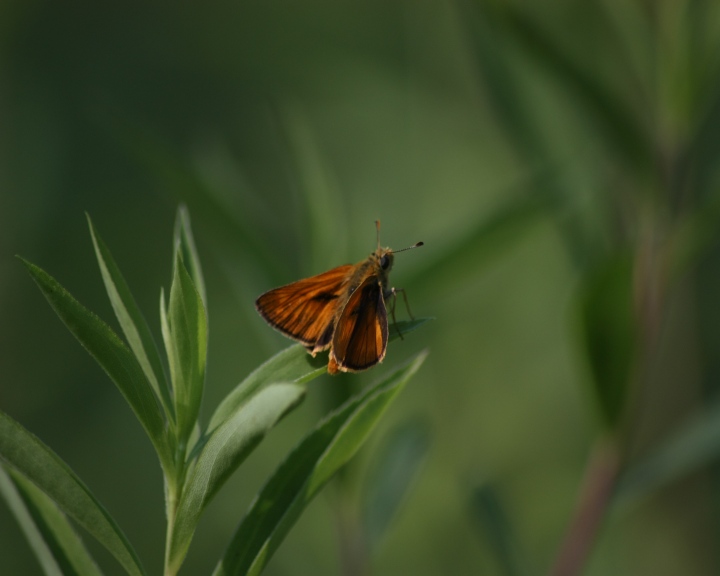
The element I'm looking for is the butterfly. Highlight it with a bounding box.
[255,221,422,374]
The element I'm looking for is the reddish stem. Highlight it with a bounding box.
[549,438,620,576]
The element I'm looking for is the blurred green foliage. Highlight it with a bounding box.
[3,0,720,574]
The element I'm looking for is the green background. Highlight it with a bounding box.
[2,1,720,574]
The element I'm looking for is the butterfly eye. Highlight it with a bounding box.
[380,255,390,270]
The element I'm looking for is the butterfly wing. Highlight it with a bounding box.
[255,264,353,352]
[329,275,388,373]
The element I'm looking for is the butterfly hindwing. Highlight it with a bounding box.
[330,275,388,372]
[255,264,353,350]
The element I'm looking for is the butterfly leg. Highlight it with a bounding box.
[394,287,417,340]
[394,287,415,320]
[388,288,403,340]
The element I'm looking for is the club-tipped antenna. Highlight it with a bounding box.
[376,220,423,254]
[392,241,424,254]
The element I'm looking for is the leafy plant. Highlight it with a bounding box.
[452,0,720,574]
[0,207,428,576]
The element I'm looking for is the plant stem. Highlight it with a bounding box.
[164,448,186,576]
[335,496,369,576]
[164,484,179,576]
[549,438,620,576]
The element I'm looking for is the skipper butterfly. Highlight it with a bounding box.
[255,221,422,374]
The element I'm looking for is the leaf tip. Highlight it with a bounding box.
[16,255,38,275]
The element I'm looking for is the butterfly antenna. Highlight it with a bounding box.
[392,241,424,254]
[375,220,381,250]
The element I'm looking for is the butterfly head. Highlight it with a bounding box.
[371,247,395,285]
[372,220,422,285]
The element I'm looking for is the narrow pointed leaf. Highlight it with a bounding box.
[458,0,598,268]
[493,3,652,169]
[471,482,530,576]
[167,255,207,447]
[174,206,207,308]
[578,254,636,428]
[213,351,428,576]
[160,287,174,392]
[283,108,348,273]
[208,318,431,433]
[166,384,305,573]
[361,419,430,551]
[0,465,102,576]
[0,410,145,576]
[458,0,547,161]
[0,464,64,576]
[402,191,553,299]
[19,258,172,472]
[87,214,173,421]
[615,403,720,507]
[108,120,287,284]
[668,195,720,279]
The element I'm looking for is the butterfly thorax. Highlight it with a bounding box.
[345,247,394,300]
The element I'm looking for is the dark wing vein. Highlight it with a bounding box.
[331,276,388,371]
[255,264,353,347]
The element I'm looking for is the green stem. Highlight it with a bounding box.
[164,480,179,576]
[549,438,620,576]
[164,445,187,576]
[335,497,369,576]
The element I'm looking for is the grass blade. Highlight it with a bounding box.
[475,1,652,170]
[19,258,172,473]
[0,465,103,576]
[87,214,173,422]
[166,383,305,573]
[174,206,207,309]
[459,0,547,161]
[577,254,636,428]
[0,410,145,576]
[403,192,553,299]
[0,464,64,576]
[107,120,287,285]
[282,107,348,274]
[207,318,431,433]
[615,403,720,507]
[471,482,530,576]
[361,418,430,552]
[213,351,428,576]
[166,254,208,448]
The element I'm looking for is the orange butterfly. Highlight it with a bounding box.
[255,221,422,374]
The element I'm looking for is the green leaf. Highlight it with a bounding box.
[166,254,208,448]
[0,410,145,576]
[213,351,428,576]
[471,482,530,576]
[578,254,636,428]
[174,206,207,309]
[207,318,431,434]
[87,214,174,422]
[402,192,553,299]
[0,464,64,576]
[668,194,720,279]
[458,0,547,162]
[282,107,348,273]
[491,3,652,170]
[108,120,287,285]
[0,464,103,576]
[615,403,720,507]
[361,418,430,551]
[19,257,172,473]
[166,383,305,574]
[459,0,599,267]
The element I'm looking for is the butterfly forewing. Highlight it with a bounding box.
[255,264,353,349]
[330,276,388,372]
